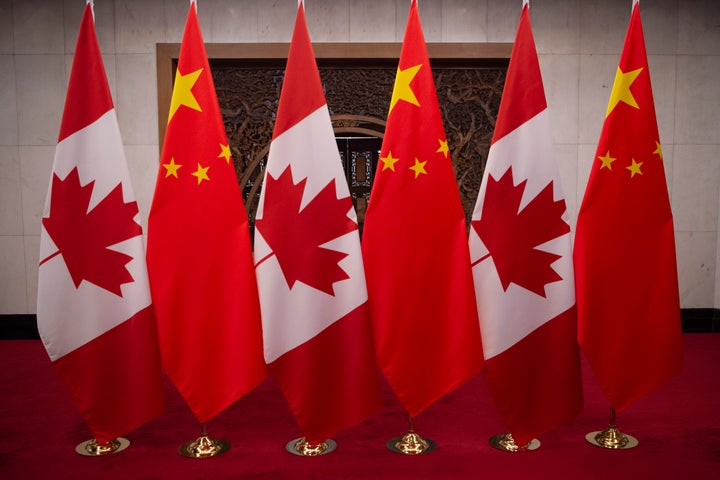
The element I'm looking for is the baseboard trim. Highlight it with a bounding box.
[1,309,718,340]
[0,314,40,340]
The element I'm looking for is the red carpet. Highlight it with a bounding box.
[1,334,718,479]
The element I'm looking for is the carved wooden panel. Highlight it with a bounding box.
[212,61,506,223]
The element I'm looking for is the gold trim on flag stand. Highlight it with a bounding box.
[386,415,436,455]
[178,423,230,458]
[585,406,638,449]
[75,438,130,456]
[489,433,540,452]
[285,437,337,456]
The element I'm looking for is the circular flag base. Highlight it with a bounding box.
[75,438,130,456]
[285,437,337,456]
[489,433,540,452]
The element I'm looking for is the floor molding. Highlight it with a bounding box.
[1,309,718,340]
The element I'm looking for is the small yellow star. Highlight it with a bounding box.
[598,151,616,170]
[168,68,203,123]
[653,141,663,159]
[380,151,400,171]
[626,158,643,178]
[162,157,182,178]
[389,64,422,114]
[191,163,210,184]
[436,139,449,159]
[218,143,232,164]
[409,157,427,178]
[606,66,643,117]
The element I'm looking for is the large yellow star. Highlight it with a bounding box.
[409,157,427,178]
[598,150,616,170]
[380,151,400,171]
[218,143,232,164]
[606,66,643,117]
[654,141,663,159]
[626,158,643,178]
[389,64,422,114]
[436,139,449,158]
[191,163,210,184]
[168,68,203,123]
[162,157,182,178]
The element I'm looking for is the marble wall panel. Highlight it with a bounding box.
[210,0,260,43]
[19,146,54,237]
[0,235,28,314]
[0,55,18,146]
[115,54,158,146]
[350,0,396,42]
[0,2,14,54]
[13,0,63,55]
[676,231,717,307]
[539,53,580,146]
[441,0,487,42]
[15,54,66,146]
[675,55,720,145]
[114,0,166,54]
[678,0,720,55]
[0,147,22,236]
[579,0,627,55]
[529,0,580,55]
[257,0,295,43]
[672,145,720,233]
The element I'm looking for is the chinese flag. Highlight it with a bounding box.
[362,0,483,417]
[147,1,265,423]
[37,3,164,444]
[469,3,582,447]
[574,1,682,411]
[254,1,380,444]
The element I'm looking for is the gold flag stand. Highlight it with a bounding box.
[489,433,540,452]
[386,415,436,455]
[75,438,130,456]
[586,406,638,449]
[285,437,337,456]
[179,423,230,458]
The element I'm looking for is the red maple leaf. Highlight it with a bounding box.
[472,166,569,297]
[255,165,357,296]
[41,167,142,296]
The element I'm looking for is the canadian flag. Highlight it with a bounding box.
[253,1,380,444]
[469,2,582,446]
[37,3,165,444]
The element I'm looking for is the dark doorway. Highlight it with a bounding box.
[336,136,382,234]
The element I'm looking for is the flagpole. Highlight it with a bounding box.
[585,406,639,449]
[386,414,436,455]
[178,422,231,458]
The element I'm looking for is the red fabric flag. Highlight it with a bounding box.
[469,3,582,447]
[37,3,165,444]
[147,1,265,423]
[253,2,380,444]
[574,1,682,411]
[361,0,483,417]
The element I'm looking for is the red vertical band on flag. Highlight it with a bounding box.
[491,6,546,144]
[58,7,113,142]
[272,3,326,140]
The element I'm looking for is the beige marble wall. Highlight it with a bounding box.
[0,0,718,314]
